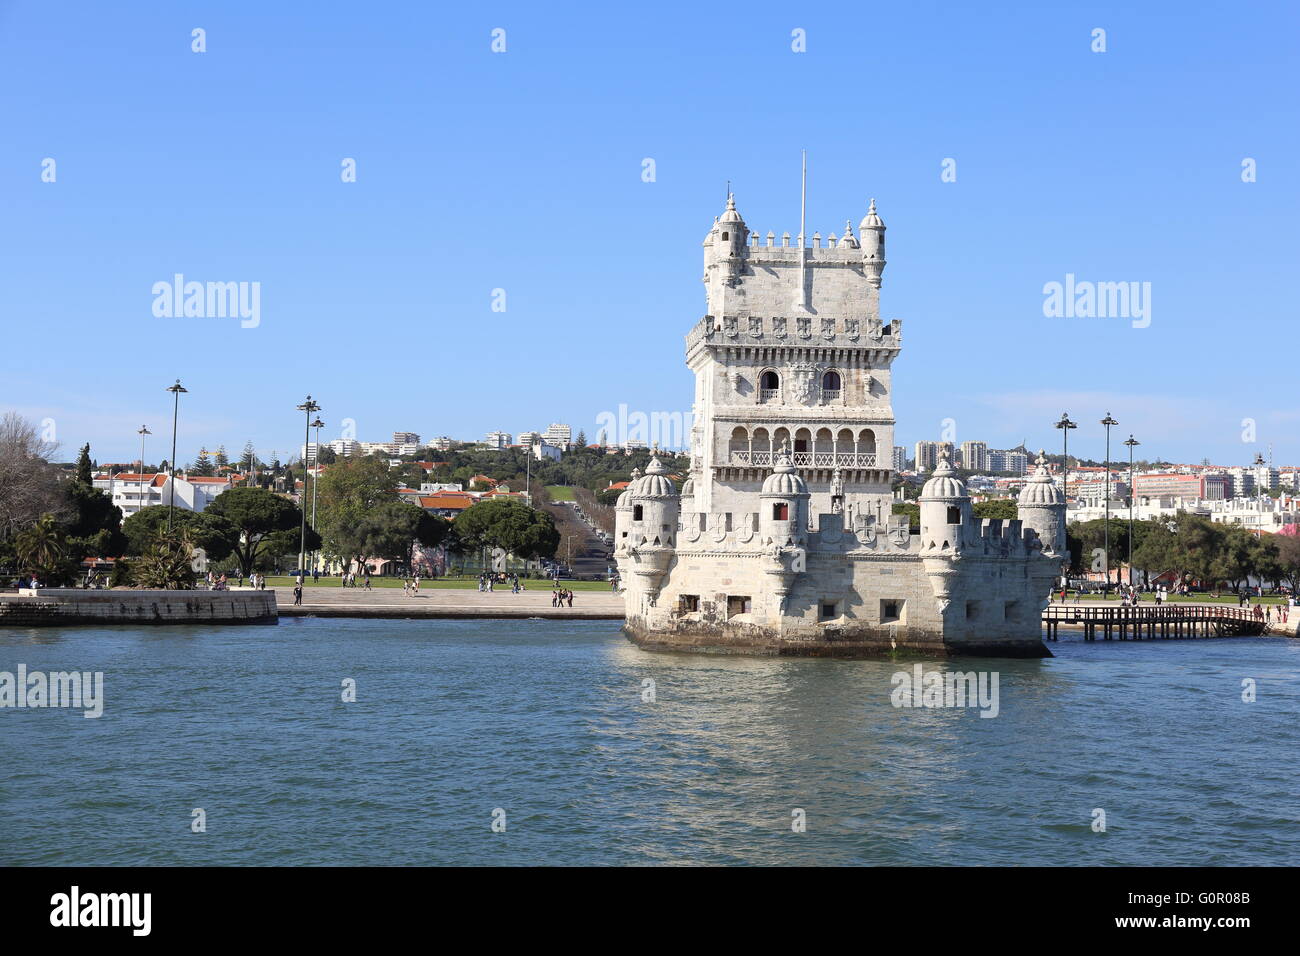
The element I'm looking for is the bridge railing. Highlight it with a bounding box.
[1042,603,1260,624]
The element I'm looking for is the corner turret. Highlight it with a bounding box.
[859,198,887,289]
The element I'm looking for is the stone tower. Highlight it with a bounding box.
[687,194,899,524]
[616,188,1058,659]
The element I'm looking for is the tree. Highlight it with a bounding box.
[316,456,398,567]
[1131,518,1182,587]
[15,513,77,584]
[122,505,236,563]
[75,443,93,485]
[239,441,258,472]
[575,430,587,448]
[64,476,127,560]
[205,487,305,576]
[0,412,68,541]
[1273,535,1300,593]
[973,499,1018,520]
[190,449,215,477]
[453,498,559,561]
[214,445,229,471]
[131,530,197,589]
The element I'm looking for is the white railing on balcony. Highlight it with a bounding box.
[821,390,841,403]
[729,452,877,468]
[759,389,779,403]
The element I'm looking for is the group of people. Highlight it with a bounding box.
[552,588,575,608]
[339,570,372,589]
[1252,603,1288,624]
[477,572,526,593]
[403,575,422,596]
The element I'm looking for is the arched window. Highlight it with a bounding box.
[761,370,779,389]
[821,370,841,391]
[721,232,729,241]
[759,370,779,403]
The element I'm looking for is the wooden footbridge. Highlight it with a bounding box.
[1041,603,1269,642]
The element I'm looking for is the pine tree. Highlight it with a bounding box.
[575,430,587,448]
[214,444,229,470]
[190,449,214,477]
[240,441,257,471]
[75,444,93,485]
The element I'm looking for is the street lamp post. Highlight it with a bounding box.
[1101,412,1119,595]
[137,425,151,518]
[310,416,324,572]
[1054,411,1077,504]
[165,380,187,531]
[295,396,321,578]
[1124,435,1140,590]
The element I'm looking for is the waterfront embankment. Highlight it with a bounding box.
[0,588,278,626]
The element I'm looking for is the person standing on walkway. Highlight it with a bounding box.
[293,580,303,606]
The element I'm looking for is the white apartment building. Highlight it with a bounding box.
[483,430,512,449]
[534,442,562,461]
[892,445,907,472]
[989,450,1029,475]
[543,423,572,447]
[328,438,360,457]
[913,441,953,473]
[93,472,233,518]
[959,441,989,472]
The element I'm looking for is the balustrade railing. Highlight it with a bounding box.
[729,452,877,468]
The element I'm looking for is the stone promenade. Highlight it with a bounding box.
[273,585,625,620]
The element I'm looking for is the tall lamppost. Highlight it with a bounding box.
[137,425,151,517]
[165,380,187,531]
[1101,412,1119,595]
[295,396,321,577]
[310,416,324,572]
[1124,435,1140,590]
[1054,412,1077,506]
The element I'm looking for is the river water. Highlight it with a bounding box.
[2,618,1297,865]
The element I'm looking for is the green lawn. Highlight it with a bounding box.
[545,485,576,501]
[262,575,615,591]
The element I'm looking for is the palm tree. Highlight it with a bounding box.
[131,531,197,589]
[15,512,72,584]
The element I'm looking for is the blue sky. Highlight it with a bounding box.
[1,1,1296,468]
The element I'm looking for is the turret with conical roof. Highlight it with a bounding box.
[918,454,970,553]
[859,198,887,288]
[760,447,810,547]
[703,194,749,286]
[1017,450,1067,555]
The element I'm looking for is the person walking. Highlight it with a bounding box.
[567,590,574,608]
[293,580,303,606]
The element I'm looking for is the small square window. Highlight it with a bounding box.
[773,503,789,520]
[820,602,837,620]
[966,601,978,619]
[680,594,700,613]
[881,600,903,624]
[727,595,752,616]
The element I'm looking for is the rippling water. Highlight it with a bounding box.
[2,618,1297,865]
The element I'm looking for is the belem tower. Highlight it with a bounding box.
[613,192,1066,657]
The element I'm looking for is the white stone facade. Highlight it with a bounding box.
[615,194,1066,657]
